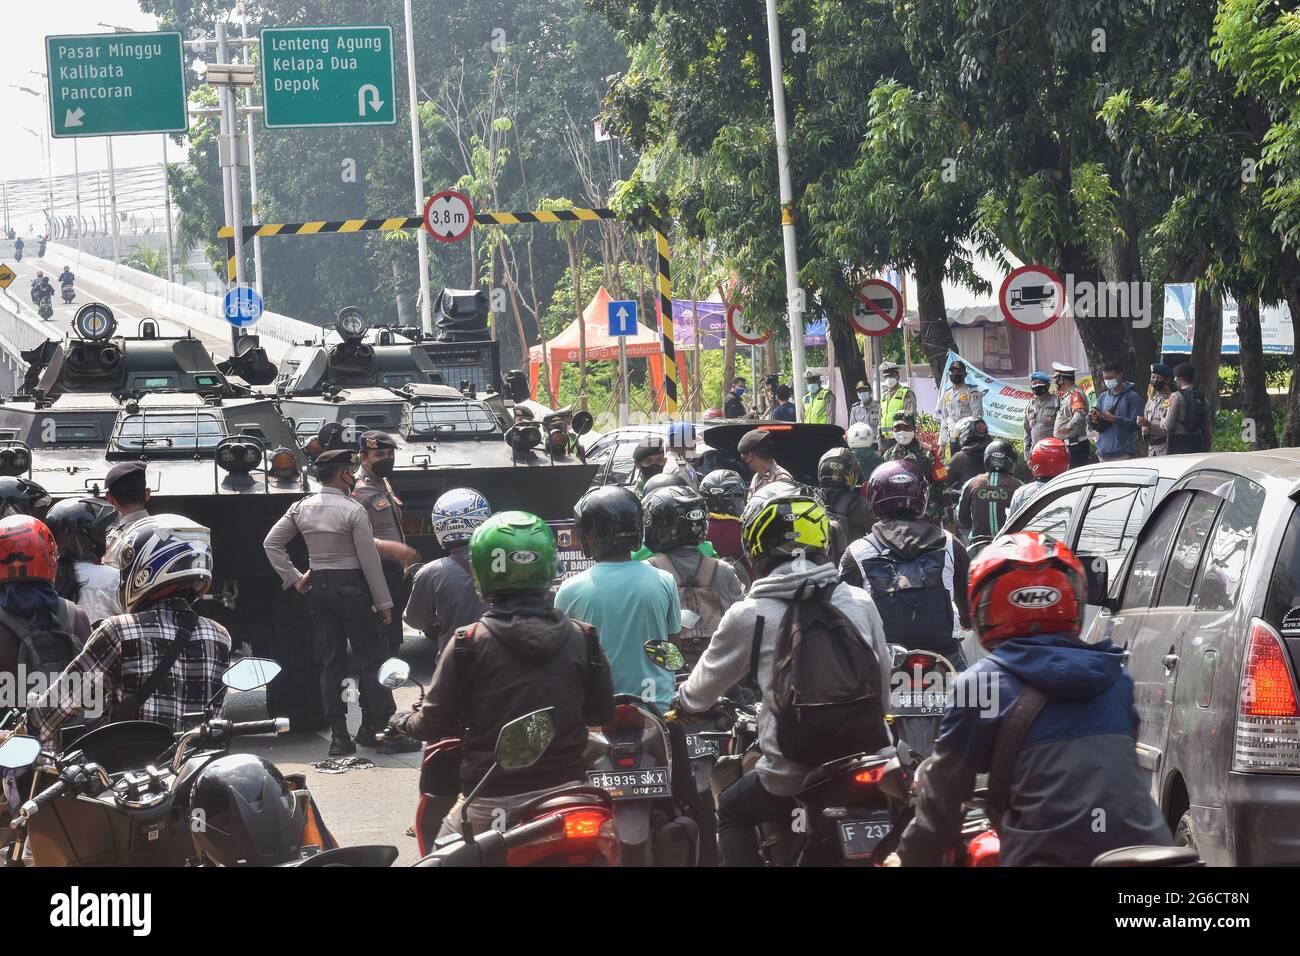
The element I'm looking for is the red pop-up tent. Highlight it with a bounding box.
[528,285,667,406]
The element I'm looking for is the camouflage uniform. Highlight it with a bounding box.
[883,414,948,524]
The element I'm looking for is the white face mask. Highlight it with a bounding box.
[894,430,915,445]
[883,376,899,389]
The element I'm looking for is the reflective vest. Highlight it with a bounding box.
[881,386,913,435]
[803,389,832,424]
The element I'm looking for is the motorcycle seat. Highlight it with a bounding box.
[1091,845,1201,867]
[505,784,613,827]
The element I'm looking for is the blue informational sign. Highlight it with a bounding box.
[608,299,637,337]
[223,285,263,328]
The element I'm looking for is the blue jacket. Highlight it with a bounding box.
[1095,383,1142,456]
[898,633,1172,866]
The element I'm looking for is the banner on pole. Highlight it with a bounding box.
[1161,283,1294,355]
[937,350,1094,442]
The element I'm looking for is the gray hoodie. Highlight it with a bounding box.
[678,559,892,796]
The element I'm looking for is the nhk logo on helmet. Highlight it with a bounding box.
[1008,587,1061,609]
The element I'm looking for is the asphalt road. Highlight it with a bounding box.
[1,250,234,359]
[226,629,444,867]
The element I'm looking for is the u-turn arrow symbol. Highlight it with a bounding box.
[357,84,383,117]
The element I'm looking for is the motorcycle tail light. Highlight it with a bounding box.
[608,704,645,729]
[562,809,608,840]
[853,764,887,785]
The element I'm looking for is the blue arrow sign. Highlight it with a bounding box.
[223,285,263,328]
[608,299,637,337]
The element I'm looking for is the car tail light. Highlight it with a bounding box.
[1233,618,1300,772]
[853,764,887,785]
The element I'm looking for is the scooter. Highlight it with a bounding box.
[374,658,620,867]
[60,283,75,304]
[887,645,957,758]
[0,658,333,867]
[37,295,53,320]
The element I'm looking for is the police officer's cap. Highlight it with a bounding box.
[737,429,774,456]
[893,410,917,428]
[1050,362,1077,377]
[805,370,822,382]
[105,460,147,491]
[360,430,397,451]
[950,360,967,372]
[1030,371,1052,384]
[1152,362,1173,378]
[316,449,357,470]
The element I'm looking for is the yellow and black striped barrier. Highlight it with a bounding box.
[218,206,677,414]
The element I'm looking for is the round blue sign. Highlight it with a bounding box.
[223,285,263,328]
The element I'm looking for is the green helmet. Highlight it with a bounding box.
[468,511,558,598]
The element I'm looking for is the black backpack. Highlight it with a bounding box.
[1180,386,1207,437]
[0,602,82,688]
[753,583,889,767]
[856,534,956,655]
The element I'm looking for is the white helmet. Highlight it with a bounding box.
[847,423,875,448]
[666,421,697,452]
[430,487,491,548]
[113,513,213,611]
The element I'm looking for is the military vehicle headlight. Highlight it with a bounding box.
[547,428,569,456]
[216,438,262,475]
[0,446,31,477]
[269,448,299,480]
[508,423,542,454]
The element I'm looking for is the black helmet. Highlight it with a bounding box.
[643,486,709,553]
[958,417,990,449]
[189,753,306,867]
[699,469,746,517]
[817,447,860,489]
[984,439,1016,474]
[44,496,117,561]
[641,472,690,495]
[0,477,51,519]
[574,486,643,559]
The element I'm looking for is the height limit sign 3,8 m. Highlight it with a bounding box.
[261,25,396,128]
[46,32,187,137]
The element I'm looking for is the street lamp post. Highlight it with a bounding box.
[404,0,434,334]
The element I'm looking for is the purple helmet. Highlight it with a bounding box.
[867,460,927,518]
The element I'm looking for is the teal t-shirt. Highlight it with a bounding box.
[555,560,681,712]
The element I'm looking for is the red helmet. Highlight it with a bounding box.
[968,531,1084,648]
[1028,437,1070,479]
[0,515,58,584]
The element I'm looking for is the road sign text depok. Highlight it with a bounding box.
[261,26,397,128]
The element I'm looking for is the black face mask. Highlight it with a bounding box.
[950,374,965,384]
[1150,379,1167,391]
[371,459,395,479]
[639,463,664,480]
[1032,384,1049,396]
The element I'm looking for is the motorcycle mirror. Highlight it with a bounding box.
[644,640,685,672]
[679,608,702,631]
[570,410,594,436]
[0,734,41,770]
[220,657,282,693]
[889,645,909,669]
[378,658,411,690]
[494,707,557,770]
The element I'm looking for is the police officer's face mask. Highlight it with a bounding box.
[1151,377,1167,391]
[857,391,870,402]
[1032,384,1049,396]
[949,372,965,384]
[883,376,898,388]
[370,458,395,479]
[639,462,664,480]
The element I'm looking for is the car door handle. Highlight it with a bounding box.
[1163,653,1179,671]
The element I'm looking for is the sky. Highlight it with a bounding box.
[0,0,188,182]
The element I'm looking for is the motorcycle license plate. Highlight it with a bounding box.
[838,815,894,861]
[587,767,670,800]
[892,691,949,716]
[685,734,726,760]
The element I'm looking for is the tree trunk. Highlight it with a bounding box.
[1237,294,1276,449]
[721,282,736,414]
[1277,249,1300,445]
[829,316,866,405]
[914,258,957,381]
[1190,285,1223,429]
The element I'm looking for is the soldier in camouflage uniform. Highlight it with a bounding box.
[883,411,948,525]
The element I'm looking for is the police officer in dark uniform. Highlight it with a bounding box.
[103,460,152,560]
[353,431,418,657]
[263,449,412,756]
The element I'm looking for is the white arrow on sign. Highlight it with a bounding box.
[64,108,85,128]
[617,306,630,323]
[357,84,384,117]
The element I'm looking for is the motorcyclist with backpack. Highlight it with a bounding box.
[944,417,991,496]
[0,516,92,706]
[672,483,891,866]
[888,533,1173,866]
[556,486,681,714]
[813,447,873,564]
[1008,437,1070,517]
[387,511,614,836]
[642,485,744,668]
[404,488,491,653]
[27,515,231,749]
[955,440,1022,554]
[44,497,121,624]
[840,461,973,669]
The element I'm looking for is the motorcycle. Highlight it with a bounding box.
[0,658,337,867]
[60,283,75,304]
[887,645,957,758]
[374,659,620,867]
[584,644,703,866]
[37,295,53,320]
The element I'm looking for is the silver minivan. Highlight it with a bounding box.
[1083,450,1300,865]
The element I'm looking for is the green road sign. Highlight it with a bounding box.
[261,25,397,129]
[45,32,187,138]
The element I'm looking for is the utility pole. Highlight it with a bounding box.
[404,0,434,334]
[73,140,82,251]
[106,137,120,264]
[239,4,264,297]
[763,0,806,421]
[161,135,175,282]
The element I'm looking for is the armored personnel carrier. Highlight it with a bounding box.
[0,304,321,725]
[274,308,597,562]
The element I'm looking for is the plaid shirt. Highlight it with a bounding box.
[27,598,232,748]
